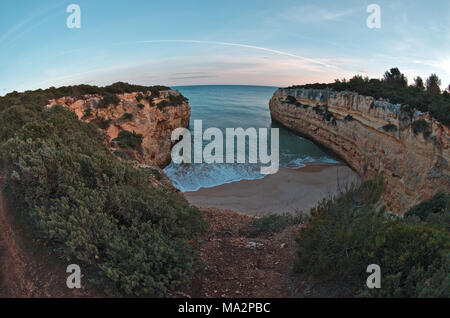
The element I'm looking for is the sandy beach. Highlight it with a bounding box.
[184,163,360,216]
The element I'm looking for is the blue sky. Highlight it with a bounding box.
[1,0,449,94]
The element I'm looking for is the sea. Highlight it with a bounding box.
[163,85,339,192]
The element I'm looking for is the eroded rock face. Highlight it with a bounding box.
[47,90,190,167]
[270,88,450,213]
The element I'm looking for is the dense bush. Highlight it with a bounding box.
[381,123,398,133]
[146,96,155,107]
[344,114,354,122]
[404,192,450,231]
[0,85,205,297]
[411,119,432,139]
[113,130,143,149]
[93,118,112,130]
[168,94,188,106]
[82,108,92,119]
[291,68,450,126]
[294,176,450,297]
[120,113,134,121]
[98,93,120,108]
[112,149,131,161]
[136,93,144,102]
[313,105,335,123]
[157,100,171,110]
[156,94,187,110]
[285,95,297,104]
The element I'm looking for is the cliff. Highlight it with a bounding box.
[47,89,190,168]
[269,88,450,213]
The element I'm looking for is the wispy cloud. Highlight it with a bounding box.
[112,39,339,69]
[275,4,361,24]
[0,2,64,45]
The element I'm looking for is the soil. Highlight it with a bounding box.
[180,208,302,298]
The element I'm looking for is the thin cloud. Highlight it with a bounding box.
[0,2,64,45]
[276,4,360,24]
[169,75,217,80]
[111,40,338,69]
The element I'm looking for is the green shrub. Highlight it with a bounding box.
[0,85,204,297]
[381,123,398,132]
[98,93,120,108]
[344,114,354,122]
[294,176,450,297]
[294,176,385,280]
[82,108,92,119]
[120,113,133,121]
[157,100,171,110]
[155,95,187,110]
[136,93,144,102]
[168,94,187,106]
[429,97,450,126]
[113,130,143,149]
[284,95,297,104]
[112,149,131,160]
[313,105,335,122]
[94,118,112,130]
[411,119,432,139]
[360,223,450,298]
[146,96,155,107]
[137,103,145,109]
[404,192,450,231]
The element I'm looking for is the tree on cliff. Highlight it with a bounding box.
[294,67,449,126]
[426,74,442,98]
[413,76,425,91]
[383,67,408,88]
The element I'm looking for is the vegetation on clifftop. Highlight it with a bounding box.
[290,68,450,126]
[0,83,205,297]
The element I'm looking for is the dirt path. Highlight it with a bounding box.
[183,209,303,298]
[0,174,31,297]
[0,173,98,298]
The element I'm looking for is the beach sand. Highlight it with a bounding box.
[184,163,360,216]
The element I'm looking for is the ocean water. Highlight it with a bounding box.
[163,85,339,192]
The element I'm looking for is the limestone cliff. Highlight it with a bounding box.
[270,88,450,213]
[47,89,190,168]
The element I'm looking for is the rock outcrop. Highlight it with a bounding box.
[47,90,190,168]
[270,88,450,213]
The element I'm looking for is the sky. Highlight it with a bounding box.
[0,0,449,94]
